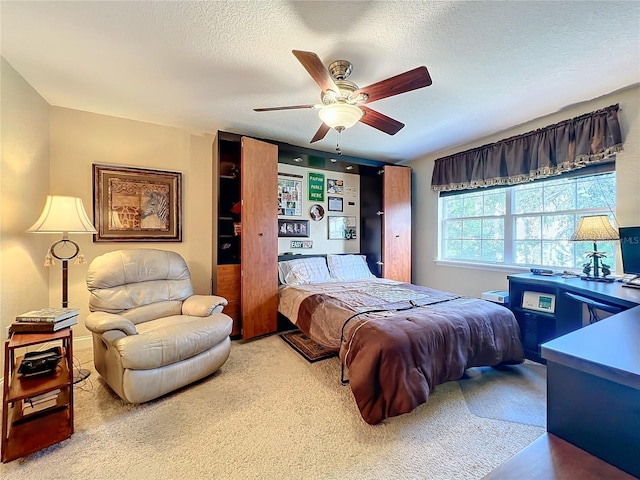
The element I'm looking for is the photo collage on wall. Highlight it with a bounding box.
[278,176,302,216]
[277,171,358,242]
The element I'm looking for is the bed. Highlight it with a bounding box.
[277,254,524,425]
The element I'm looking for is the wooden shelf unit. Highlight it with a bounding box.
[1,329,74,462]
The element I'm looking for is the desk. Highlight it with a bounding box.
[518,275,640,478]
[507,273,640,362]
[506,274,640,477]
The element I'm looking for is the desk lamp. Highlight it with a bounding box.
[571,215,619,282]
[27,195,96,382]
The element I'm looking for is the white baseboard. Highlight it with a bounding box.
[0,334,93,388]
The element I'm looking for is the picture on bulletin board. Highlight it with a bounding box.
[328,196,343,212]
[309,204,325,221]
[327,179,344,195]
[278,177,302,216]
[308,172,325,202]
[328,216,357,240]
[278,219,310,237]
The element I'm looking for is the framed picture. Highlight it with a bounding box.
[328,216,357,240]
[93,164,182,242]
[328,196,343,212]
[278,219,310,237]
[278,177,303,216]
[327,179,344,195]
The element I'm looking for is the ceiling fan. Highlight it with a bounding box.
[254,50,432,144]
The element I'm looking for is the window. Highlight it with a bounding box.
[440,172,617,270]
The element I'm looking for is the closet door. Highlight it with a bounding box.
[240,137,278,339]
[382,165,412,283]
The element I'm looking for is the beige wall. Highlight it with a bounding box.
[48,108,216,339]
[409,86,640,297]
[0,58,52,375]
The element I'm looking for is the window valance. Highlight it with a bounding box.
[431,104,623,192]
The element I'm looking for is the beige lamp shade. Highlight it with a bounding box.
[318,103,364,130]
[27,195,97,234]
[571,215,619,241]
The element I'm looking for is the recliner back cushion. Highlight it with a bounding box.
[87,249,194,323]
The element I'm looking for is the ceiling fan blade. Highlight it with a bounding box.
[292,50,340,93]
[254,104,316,112]
[356,66,432,104]
[310,123,331,143]
[359,106,404,135]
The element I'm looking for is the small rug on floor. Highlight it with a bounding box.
[279,330,337,363]
[458,361,546,427]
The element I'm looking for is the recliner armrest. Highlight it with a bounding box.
[182,295,228,316]
[86,311,137,336]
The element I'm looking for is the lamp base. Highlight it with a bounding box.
[580,275,615,283]
[73,368,91,384]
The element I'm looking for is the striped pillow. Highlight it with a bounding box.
[278,257,333,286]
[327,254,375,281]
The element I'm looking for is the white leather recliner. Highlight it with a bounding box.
[85,249,232,403]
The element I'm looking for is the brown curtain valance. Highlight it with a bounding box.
[431,104,623,192]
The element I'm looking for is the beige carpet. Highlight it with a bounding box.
[1,336,545,480]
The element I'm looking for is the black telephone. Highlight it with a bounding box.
[18,347,62,377]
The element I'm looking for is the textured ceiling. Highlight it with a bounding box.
[2,1,639,163]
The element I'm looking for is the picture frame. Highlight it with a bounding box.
[278,176,303,216]
[309,204,325,221]
[328,196,343,212]
[93,164,182,242]
[328,216,357,240]
[278,219,310,237]
[327,178,344,195]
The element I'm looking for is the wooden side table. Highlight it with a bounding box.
[1,329,74,462]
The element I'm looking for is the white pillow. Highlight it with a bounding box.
[278,257,333,286]
[326,254,375,282]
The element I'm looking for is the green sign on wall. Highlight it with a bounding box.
[308,172,325,202]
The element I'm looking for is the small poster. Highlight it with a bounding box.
[278,177,302,216]
[308,172,325,202]
[327,179,344,195]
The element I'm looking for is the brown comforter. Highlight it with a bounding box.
[279,279,523,425]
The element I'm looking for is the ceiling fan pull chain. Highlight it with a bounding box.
[336,129,342,155]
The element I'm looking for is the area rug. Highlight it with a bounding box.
[279,330,337,362]
[458,361,547,427]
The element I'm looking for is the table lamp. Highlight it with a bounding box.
[571,214,619,282]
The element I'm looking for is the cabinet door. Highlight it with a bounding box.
[217,264,241,337]
[240,137,278,339]
[382,165,412,283]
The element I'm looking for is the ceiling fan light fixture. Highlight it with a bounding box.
[318,103,363,130]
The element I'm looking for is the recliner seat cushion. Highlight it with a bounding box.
[114,314,232,370]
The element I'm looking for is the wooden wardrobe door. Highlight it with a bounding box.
[382,165,412,283]
[240,137,278,339]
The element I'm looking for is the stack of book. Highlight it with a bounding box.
[9,307,79,334]
[22,389,61,415]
